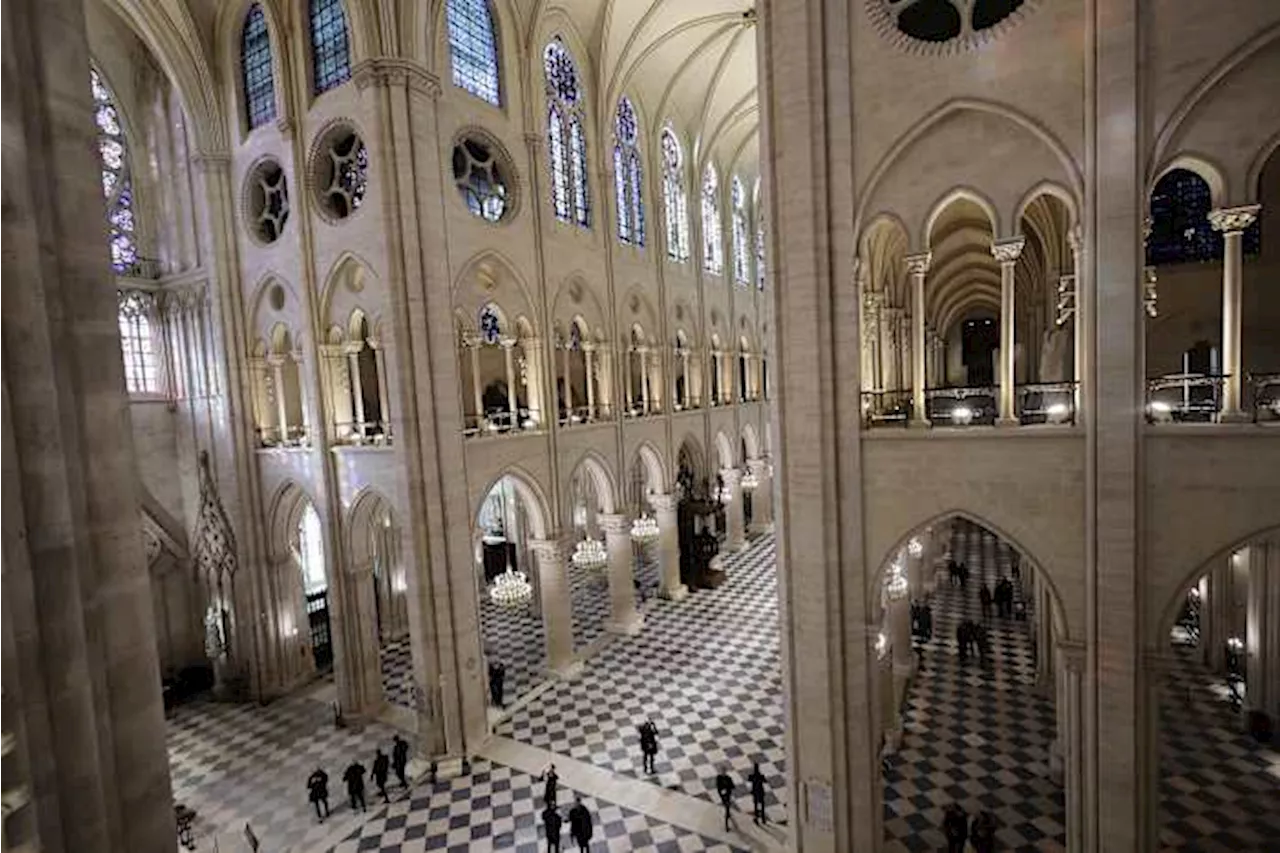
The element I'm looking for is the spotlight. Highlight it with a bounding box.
[1046,402,1070,424]
[952,405,974,425]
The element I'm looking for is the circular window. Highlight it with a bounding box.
[451,134,514,223]
[870,0,1032,52]
[311,123,368,221]
[244,158,289,244]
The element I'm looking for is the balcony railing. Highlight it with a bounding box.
[624,401,664,418]
[557,404,614,427]
[332,422,393,447]
[116,256,163,281]
[1145,373,1226,423]
[672,397,701,412]
[926,386,997,427]
[257,425,311,448]
[1017,382,1078,426]
[463,408,544,437]
[861,390,912,428]
[1250,373,1280,423]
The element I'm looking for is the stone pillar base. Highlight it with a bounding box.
[909,418,931,429]
[996,417,1020,427]
[552,659,585,679]
[660,583,689,602]
[1220,410,1250,424]
[606,613,645,636]
[432,756,466,781]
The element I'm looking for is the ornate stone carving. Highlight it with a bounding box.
[904,252,932,276]
[991,236,1026,264]
[1207,204,1261,234]
[192,451,238,660]
[352,58,442,98]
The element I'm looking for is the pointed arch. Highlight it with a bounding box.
[473,467,551,541]
[568,452,619,514]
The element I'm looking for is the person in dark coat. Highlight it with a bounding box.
[971,810,997,853]
[979,583,993,620]
[306,768,330,821]
[542,805,563,853]
[747,763,768,825]
[715,767,735,830]
[638,720,658,774]
[957,621,970,662]
[489,661,506,709]
[392,735,410,789]
[343,760,367,812]
[943,804,969,853]
[372,748,391,803]
[568,797,592,852]
[922,604,934,640]
[541,763,559,810]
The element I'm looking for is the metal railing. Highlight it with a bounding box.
[1250,373,1280,423]
[257,425,310,448]
[861,390,912,428]
[463,408,544,437]
[926,386,997,427]
[332,421,393,446]
[1145,373,1227,423]
[558,404,615,426]
[1017,381,1078,426]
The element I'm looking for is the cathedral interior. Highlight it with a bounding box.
[2,0,1279,851]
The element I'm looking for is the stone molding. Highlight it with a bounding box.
[991,236,1027,264]
[352,58,442,99]
[904,251,932,275]
[1207,204,1261,234]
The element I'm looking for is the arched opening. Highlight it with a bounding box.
[475,475,545,710]
[709,333,724,405]
[1013,192,1077,425]
[566,459,615,650]
[1154,530,1280,849]
[349,493,410,709]
[459,303,541,435]
[878,515,1068,850]
[625,324,655,417]
[673,329,691,410]
[555,317,595,424]
[627,450,662,599]
[267,324,307,446]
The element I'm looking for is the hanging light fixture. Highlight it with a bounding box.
[630,514,660,544]
[489,567,532,608]
[571,538,608,571]
[907,537,923,558]
[885,558,909,600]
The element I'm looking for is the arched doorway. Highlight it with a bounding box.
[475,475,546,710]
[877,516,1068,851]
[1154,530,1280,850]
[348,492,410,710]
[627,447,663,599]
[566,457,616,650]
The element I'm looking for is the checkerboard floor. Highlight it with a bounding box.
[1157,647,1280,852]
[330,756,748,853]
[498,533,787,824]
[382,638,414,710]
[478,591,549,708]
[883,520,1066,852]
[569,559,611,652]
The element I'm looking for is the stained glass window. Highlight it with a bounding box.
[242,5,276,129]
[614,97,644,246]
[309,0,350,95]
[732,176,749,284]
[702,165,723,276]
[91,68,137,274]
[479,304,501,344]
[1146,168,1260,265]
[446,0,501,105]
[661,126,690,262]
[544,38,589,227]
[118,290,160,394]
[298,503,327,593]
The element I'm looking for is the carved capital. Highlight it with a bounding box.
[991,236,1026,265]
[1207,204,1260,234]
[904,251,932,276]
[353,58,441,99]
[523,132,544,152]
[274,115,294,138]
[719,467,741,486]
[1057,639,1087,674]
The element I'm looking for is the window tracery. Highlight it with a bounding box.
[118,290,160,394]
[241,4,276,129]
[446,0,501,105]
[452,136,510,223]
[1146,168,1261,266]
[613,97,644,246]
[873,0,1031,49]
[661,127,690,262]
[91,68,137,273]
[308,0,351,95]
[702,166,723,276]
[313,126,368,219]
[732,176,749,284]
[544,38,589,227]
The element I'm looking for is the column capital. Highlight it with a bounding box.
[648,492,678,513]
[720,467,742,486]
[352,58,441,98]
[365,336,382,350]
[1058,639,1087,673]
[991,236,1026,264]
[747,458,770,476]
[498,336,518,349]
[342,341,365,356]
[904,251,932,275]
[598,513,630,536]
[1207,204,1260,234]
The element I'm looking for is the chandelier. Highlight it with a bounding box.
[571,538,608,571]
[907,537,923,558]
[489,567,532,608]
[630,514,659,544]
[740,468,759,491]
[885,558,909,600]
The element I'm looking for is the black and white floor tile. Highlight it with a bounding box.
[381,638,415,710]
[569,560,611,652]
[1158,648,1280,852]
[499,534,788,824]
[883,520,1066,852]
[480,593,549,707]
[329,756,748,853]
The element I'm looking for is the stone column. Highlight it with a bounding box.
[650,494,687,601]
[500,337,518,426]
[721,468,746,551]
[681,349,692,406]
[626,347,636,412]
[1207,561,1232,673]
[993,236,1026,425]
[1,0,175,842]
[269,354,290,442]
[1055,641,1087,853]
[1068,225,1083,410]
[369,338,391,434]
[523,338,546,427]
[346,344,366,438]
[1208,205,1260,422]
[529,539,576,675]
[468,338,484,424]
[904,252,932,426]
[600,514,643,635]
[562,341,573,419]
[583,343,597,418]
[1035,569,1054,687]
[638,347,651,413]
[340,563,384,717]
[747,458,774,532]
[1245,541,1280,721]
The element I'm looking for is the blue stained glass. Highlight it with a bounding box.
[90,67,136,274]
[548,106,569,220]
[242,4,276,129]
[447,0,501,105]
[543,39,579,103]
[661,127,689,261]
[702,166,723,275]
[309,0,351,95]
[479,305,501,344]
[614,145,630,243]
[545,38,589,227]
[613,97,645,247]
[732,176,749,284]
[630,150,645,247]
[570,117,590,226]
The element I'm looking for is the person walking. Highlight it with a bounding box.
[343,760,368,813]
[979,583,993,620]
[542,804,563,853]
[489,661,506,709]
[372,748,391,803]
[971,810,997,853]
[715,767,735,830]
[638,720,658,774]
[540,763,559,810]
[392,734,410,789]
[306,767,330,822]
[568,797,593,853]
[747,763,768,826]
[943,804,969,853]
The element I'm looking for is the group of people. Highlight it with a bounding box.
[910,600,934,642]
[716,764,771,829]
[979,577,1019,620]
[306,734,411,821]
[947,559,971,587]
[956,619,991,663]
[944,803,997,853]
[538,764,595,852]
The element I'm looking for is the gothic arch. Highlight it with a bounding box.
[216,0,291,137]
[630,441,668,494]
[714,429,735,470]
[568,451,619,514]
[346,487,397,572]
[473,467,551,541]
[741,422,761,460]
[924,186,1001,245]
[320,251,379,328]
[1150,154,1229,209]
